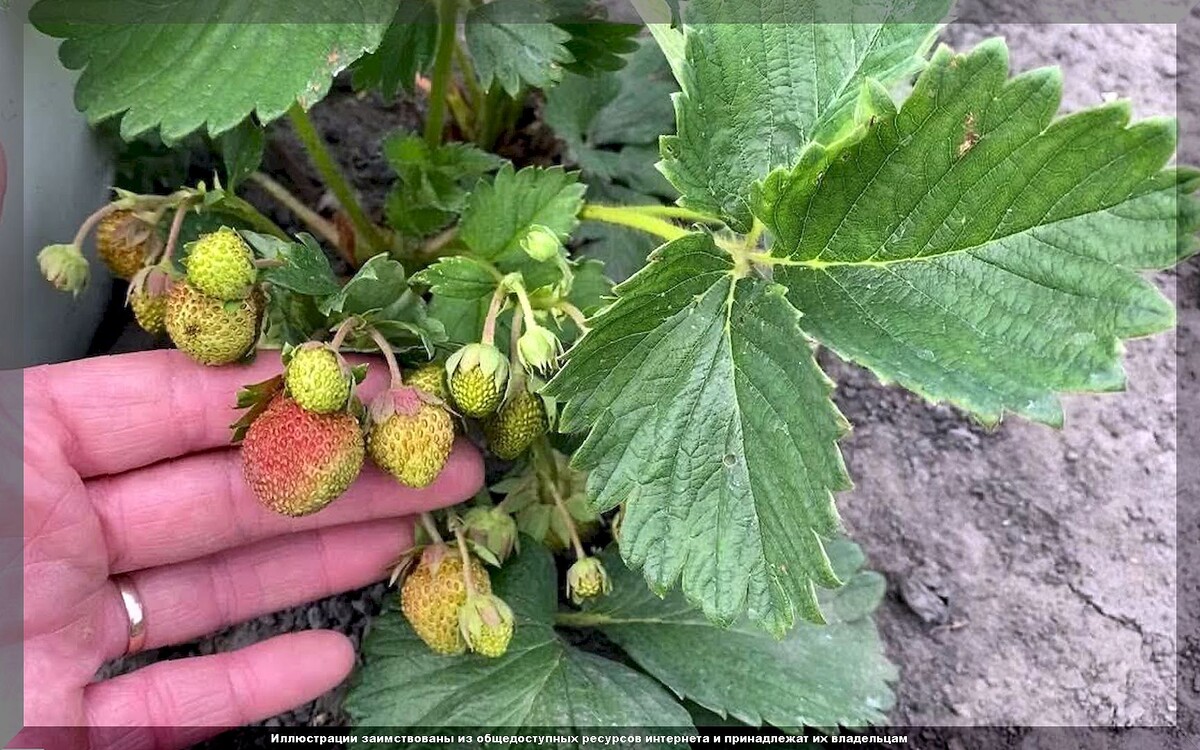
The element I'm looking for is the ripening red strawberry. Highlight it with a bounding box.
[241,395,364,516]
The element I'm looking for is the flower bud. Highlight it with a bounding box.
[517,324,562,374]
[566,556,612,604]
[520,224,563,262]
[38,244,90,296]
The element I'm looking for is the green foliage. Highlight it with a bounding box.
[658,0,947,231]
[545,39,677,198]
[30,0,394,140]
[249,233,340,297]
[757,38,1199,426]
[344,544,692,737]
[384,132,505,237]
[544,39,680,281]
[218,118,265,191]
[465,0,574,97]
[351,0,439,98]
[412,256,502,300]
[458,164,585,288]
[549,0,643,76]
[545,233,851,633]
[580,540,896,729]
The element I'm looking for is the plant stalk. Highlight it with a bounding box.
[556,301,590,333]
[419,512,445,544]
[160,199,194,266]
[424,0,460,148]
[480,283,509,346]
[580,204,690,243]
[71,203,121,249]
[532,438,586,560]
[287,103,386,254]
[453,39,484,112]
[248,172,341,249]
[623,204,723,225]
[453,526,479,595]
[329,317,359,352]
[208,194,290,240]
[367,325,404,386]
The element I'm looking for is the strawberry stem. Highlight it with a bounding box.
[532,438,586,560]
[366,325,404,386]
[71,203,122,250]
[452,526,479,596]
[424,0,459,148]
[480,283,509,346]
[329,317,358,353]
[556,301,590,333]
[160,198,195,267]
[419,512,445,544]
[507,308,527,393]
[248,171,341,250]
[287,102,387,256]
[579,203,690,243]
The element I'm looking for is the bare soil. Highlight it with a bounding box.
[99,17,1196,746]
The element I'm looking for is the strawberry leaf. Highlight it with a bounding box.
[350,0,438,99]
[544,39,677,198]
[655,0,948,231]
[545,233,851,633]
[548,0,642,76]
[758,38,1200,426]
[410,256,501,300]
[576,541,896,729]
[464,0,573,97]
[457,164,585,293]
[218,118,265,191]
[384,132,504,237]
[249,233,340,297]
[344,543,692,736]
[30,0,394,140]
[321,255,446,355]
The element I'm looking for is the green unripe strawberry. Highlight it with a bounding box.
[241,395,365,517]
[96,209,158,280]
[368,386,454,488]
[130,290,167,335]
[458,592,514,658]
[285,343,352,414]
[566,556,612,604]
[127,266,172,335]
[407,362,450,402]
[483,389,547,460]
[184,227,256,300]
[401,545,492,655]
[164,282,261,365]
[446,343,508,418]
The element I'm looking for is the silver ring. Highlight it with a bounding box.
[114,575,147,655]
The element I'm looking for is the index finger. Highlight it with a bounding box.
[24,349,391,478]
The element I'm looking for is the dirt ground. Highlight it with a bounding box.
[99,15,1195,745]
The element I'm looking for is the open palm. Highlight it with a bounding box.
[19,350,482,749]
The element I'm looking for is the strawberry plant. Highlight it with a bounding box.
[32,0,1197,736]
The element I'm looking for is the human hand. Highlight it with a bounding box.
[18,350,483,749]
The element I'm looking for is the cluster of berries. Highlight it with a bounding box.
[43,210,608,660]
[400,540,514,658]
[47,207,266,365]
